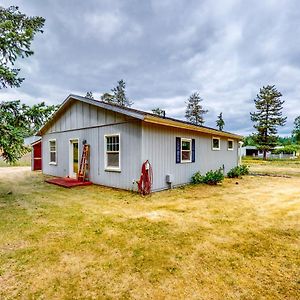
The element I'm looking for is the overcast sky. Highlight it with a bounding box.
[2,0,300,135]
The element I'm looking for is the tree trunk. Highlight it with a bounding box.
[263,149,267,160]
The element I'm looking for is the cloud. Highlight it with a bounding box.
[1,0,299,136]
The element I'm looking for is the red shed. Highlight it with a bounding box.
[31,139,42,171]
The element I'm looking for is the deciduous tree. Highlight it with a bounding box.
[0,100,57,163]
[101,92,114,103]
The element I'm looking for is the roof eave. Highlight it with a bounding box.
[143,115,243,139]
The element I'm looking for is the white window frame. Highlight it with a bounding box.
[181,138,192,163]
[104,133,121,172]
[212,137,221,151]
[227,139,234,151]
[49,139,57,165]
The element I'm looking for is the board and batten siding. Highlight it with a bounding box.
[141,123,239,191]
[46,100,128,134]
[42,100,142,190]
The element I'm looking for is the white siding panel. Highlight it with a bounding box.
[141,123,239,191]
[42,121,142,190]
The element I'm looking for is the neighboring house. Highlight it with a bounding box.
[36,94,242,191]
[24,135,41,146]
[31,138,42,171]
[241,145,297,159]
[241,146,259,157]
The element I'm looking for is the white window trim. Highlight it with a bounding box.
[49,139,57,165]
[104,133,121,172]
[181,138,192,163]
[228,139,234,151]
[212,137,221,151]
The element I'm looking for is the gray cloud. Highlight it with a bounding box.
[1,0,300,136]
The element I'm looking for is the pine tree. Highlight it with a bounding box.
[293,116,300,143]
[111,80,133,107]
[101,80,133,107]
[152,108,165,117]
[85,91,94,99]
[216,112,225,131]
[0,6,45,88]
[185,93,208,125]
[250,85,287,159]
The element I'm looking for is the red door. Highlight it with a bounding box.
[33,141,42,171]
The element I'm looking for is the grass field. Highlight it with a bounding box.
[244,157,300,177]
[0,166,299,299]
[0,152,31,167]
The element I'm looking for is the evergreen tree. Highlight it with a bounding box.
[250,85,287,159]
[293,116,300,143]
[85,91,94,99]
[216,112,225,131]
[0,6,45,88]
[101,80,132,107]
[111,80,133,107]
[152,108,165,117]
[185,92,208,125]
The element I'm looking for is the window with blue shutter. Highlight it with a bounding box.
[192,139,195,162]
[176,137,181,163]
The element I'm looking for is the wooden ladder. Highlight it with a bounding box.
[78,144,90,182]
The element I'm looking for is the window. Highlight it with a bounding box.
[49,140,57,164]
[105,134,120,171]
[181,138,191,162]
[228,139,234,150]
[212,137,220,150]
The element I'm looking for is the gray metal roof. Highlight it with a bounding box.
[37,94,242,139]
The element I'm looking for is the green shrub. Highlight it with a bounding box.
[239,164,249,175]
[191,171,202,184]
[227,165,249,178]
[191,169,224,185]
[227,166,241,178]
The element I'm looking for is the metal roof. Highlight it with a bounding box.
[37,94,243,139]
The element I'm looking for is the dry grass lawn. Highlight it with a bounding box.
[0,166,299,299]
[245,157,300,177]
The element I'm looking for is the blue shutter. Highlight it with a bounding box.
[192,139,195,162]
[176,137,181,163]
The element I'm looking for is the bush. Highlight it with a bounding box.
[272,145,300,154]
[227,166,240,178]
[191,169,224,185]
[239,164,249,175]
[191,171,202,184]
[227,165,249,178]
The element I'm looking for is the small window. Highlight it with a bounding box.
[181,138,191,162]
[212,137,220,150]
[228,139,234,150]
[105,134,120,171]
[49,140,57,164]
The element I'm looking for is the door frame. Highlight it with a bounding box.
[69,138,79,178]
